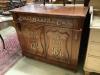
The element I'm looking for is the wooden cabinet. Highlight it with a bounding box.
[84,28,100,75]
[84,15,100,74]
[11,4,89,70]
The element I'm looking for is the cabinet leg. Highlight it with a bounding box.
[85,71,90,75]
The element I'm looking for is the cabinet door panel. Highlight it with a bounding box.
[45,26,72,64]
[21,24,45,57]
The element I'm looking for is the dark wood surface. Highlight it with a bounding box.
[35,0,90,6]
[11,4,89,70]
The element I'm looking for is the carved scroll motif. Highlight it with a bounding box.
[22,26,45,56]
[30,29,45,55]
[51,32,63,57]
[46,28,71,63]
[31,32,38,50]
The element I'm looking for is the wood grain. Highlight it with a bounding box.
[11,4,89,70]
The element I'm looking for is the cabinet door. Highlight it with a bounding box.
[45,26,72,64]
[21,24,45,57]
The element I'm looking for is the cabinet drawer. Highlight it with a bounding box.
[88,42,100,57]
[89,29,100,42]
[85,56,100,72]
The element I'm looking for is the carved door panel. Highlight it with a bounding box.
[21,24,45,57]
[45,26,72,64]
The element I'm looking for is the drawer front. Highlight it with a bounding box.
[88,42,100,57]
[85,56,100,72]
[89,29,100,42]
[16,14,80,29]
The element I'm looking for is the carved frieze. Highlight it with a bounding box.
[17,15,73,28]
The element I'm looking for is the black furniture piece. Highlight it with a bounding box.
[8,0,26,10]
[42,0,90,6]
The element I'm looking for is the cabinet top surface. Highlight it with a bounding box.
[11,4,88,17]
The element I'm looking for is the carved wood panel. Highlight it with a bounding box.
[11,4,89,69]
[45,26,72,64]
[21,24,45,57]
[16,15,76,29]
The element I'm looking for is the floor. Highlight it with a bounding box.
[5,57,84,75]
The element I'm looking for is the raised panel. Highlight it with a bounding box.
[21,24,45,57]
[45,26,72,64]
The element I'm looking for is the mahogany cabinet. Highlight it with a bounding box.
[11,4,89,70]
